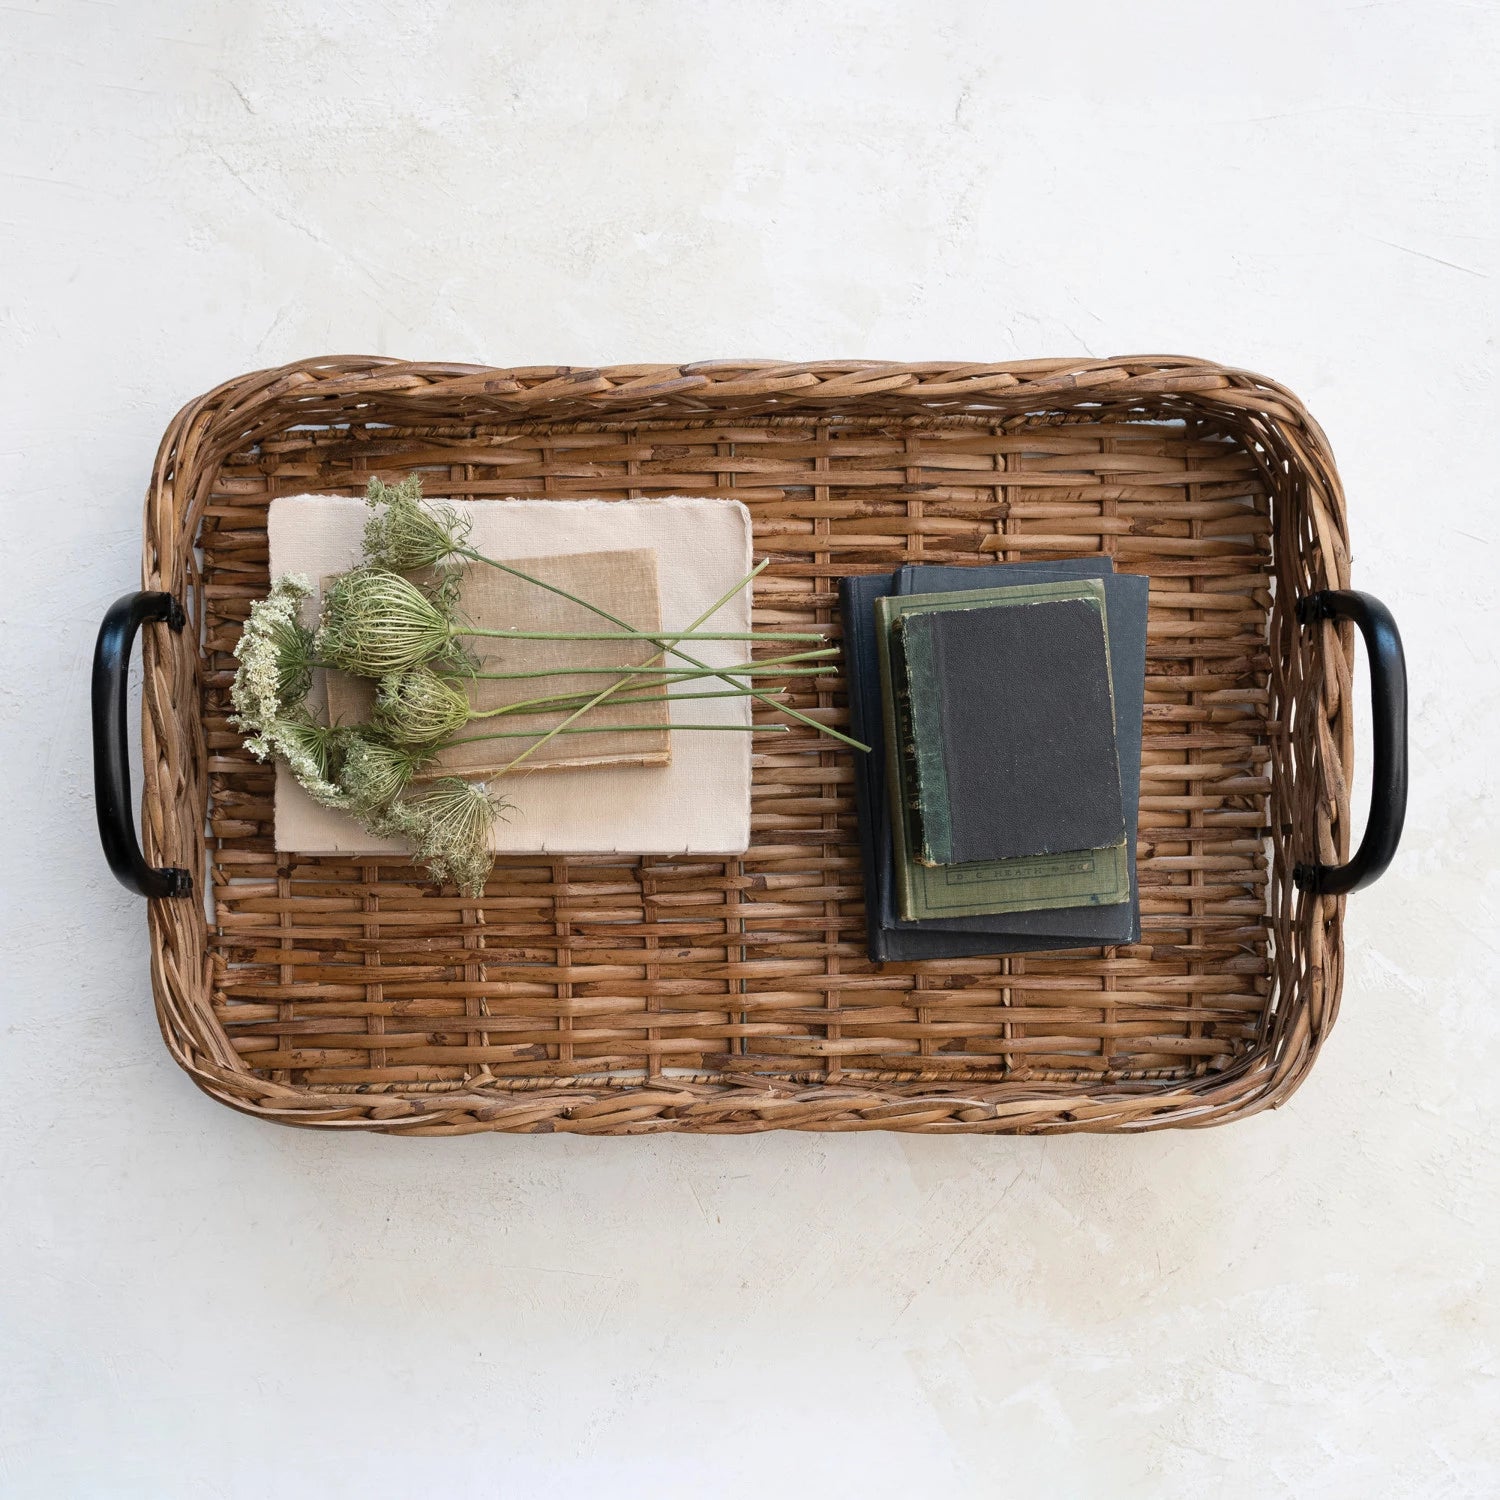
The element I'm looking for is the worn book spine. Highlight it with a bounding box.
[839,572,896,962]
[874,594,920,924]
[896,614,954,866]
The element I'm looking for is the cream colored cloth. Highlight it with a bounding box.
[268,494,755,855]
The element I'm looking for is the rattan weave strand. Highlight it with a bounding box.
[137,355,1353,1133]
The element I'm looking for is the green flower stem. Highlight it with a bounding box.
[464,648,839,681]
[454,545,783,653]
[495,562,773,775]
[475,663,830,689]
[463,628,825,643]
[471,684,783,719]
[445,722,778,746]
[454,546,869,753]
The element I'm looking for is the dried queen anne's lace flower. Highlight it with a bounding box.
[314,566,472,677]
[229,573,318,734]
[337,733,433,817]
[233,565,506,892]
[362,474,470,571]
[244,713,351,811]
[373,666,475,745]
[384,777,511,897]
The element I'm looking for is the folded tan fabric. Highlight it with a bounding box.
[323,546,671,777]
[268,494,754,855]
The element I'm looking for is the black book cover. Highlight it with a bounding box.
[840,561,1147,963]
[901,593,1125,864]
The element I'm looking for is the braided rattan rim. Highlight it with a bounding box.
[139,355,1352,1134]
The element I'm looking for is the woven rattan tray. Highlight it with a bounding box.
[107,355,1402,1134]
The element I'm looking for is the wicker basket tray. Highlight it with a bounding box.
[97,355,1407,1134]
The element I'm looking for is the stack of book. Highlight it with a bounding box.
[840,559,1149,964]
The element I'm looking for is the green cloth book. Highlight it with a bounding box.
[874,581,1131,923]
[899,587,1126,866]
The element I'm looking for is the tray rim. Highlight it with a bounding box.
[138,354,1353,1135]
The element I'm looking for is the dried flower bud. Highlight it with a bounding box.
[314,567,462,677]
[372,666,474,745]
[338,733,433,819]
[387,777,511,896]
[363,474,471,571]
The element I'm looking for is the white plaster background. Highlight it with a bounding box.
[2,3,1496,1496]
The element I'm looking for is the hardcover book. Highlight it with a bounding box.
[899,589,1126,866]
[874,582,1131,924]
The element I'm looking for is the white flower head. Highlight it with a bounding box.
[230,573,317,734]
[244,712,351,810]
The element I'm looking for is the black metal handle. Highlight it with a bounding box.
[1293,589,1407,896]
[92,591,194,899]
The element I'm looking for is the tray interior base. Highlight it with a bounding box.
[203,412,1274,1096]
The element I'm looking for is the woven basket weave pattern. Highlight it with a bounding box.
[139,357,1352,1133]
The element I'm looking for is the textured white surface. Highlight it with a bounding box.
[1,2,1496,1496]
